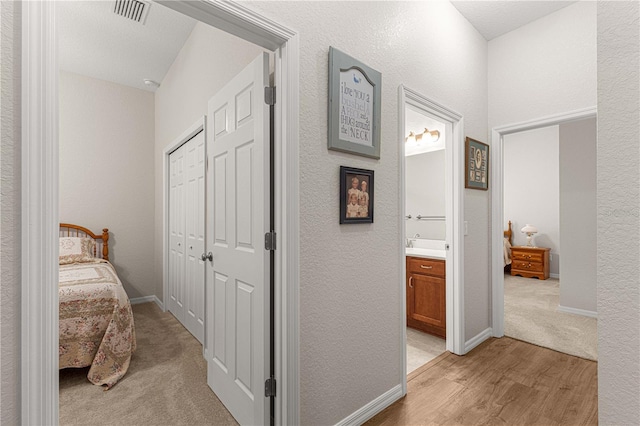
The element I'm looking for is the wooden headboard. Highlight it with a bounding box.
[59,223,110,261]
[504,220,513,245]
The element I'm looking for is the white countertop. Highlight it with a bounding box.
[405,247,446,260]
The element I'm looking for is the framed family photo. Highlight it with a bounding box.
[340,166,374,224]
[465,137,489,190]
[328,47,382,159]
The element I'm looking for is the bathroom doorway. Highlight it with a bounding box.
[404,104,448,373]
[399,86,465,384]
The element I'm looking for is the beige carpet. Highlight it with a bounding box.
[59,302,238,426]
[504,274,597,361]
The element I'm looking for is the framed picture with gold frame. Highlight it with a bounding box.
[465,137,489,190]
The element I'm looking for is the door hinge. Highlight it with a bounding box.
[264,86,276,106]
[265,376,276,397]
[265,231,277,251]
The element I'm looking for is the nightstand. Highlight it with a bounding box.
[510,246,550,280]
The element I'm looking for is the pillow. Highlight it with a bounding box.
[59,237,96,264]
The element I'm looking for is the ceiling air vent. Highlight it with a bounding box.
[113,0,150,24]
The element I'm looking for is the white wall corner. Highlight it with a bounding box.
[129,295,164,311]
[334,384,403,426]
[557,305,597,318]
[465,327,493,353]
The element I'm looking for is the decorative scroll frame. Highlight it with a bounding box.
[328,47,382,159]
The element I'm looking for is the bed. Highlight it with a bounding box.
[58,223,136,389]
[504,220,513,268]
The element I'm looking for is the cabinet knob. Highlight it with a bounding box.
[420,265,433,269]
[409,276,413,288]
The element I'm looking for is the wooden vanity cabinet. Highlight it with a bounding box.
[406,256,445,338]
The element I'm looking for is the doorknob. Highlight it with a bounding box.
[201,252,213,262]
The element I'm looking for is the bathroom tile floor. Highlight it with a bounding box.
[406,327,446,374]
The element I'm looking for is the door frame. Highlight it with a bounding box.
[398,85,465,395]
[490,106,597,337]
[21,1,300,425]
[163,116,206,318]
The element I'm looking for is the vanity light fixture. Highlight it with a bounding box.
[405,131,417,144]
[405,128,441,145]
[422,128,441,143]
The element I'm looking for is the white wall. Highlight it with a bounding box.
[153,22,267,300]
[0,1,21,423]
[504,126,560,276]
[59,72,156,299]
[597,1,640,423]
[559,118,596,313]
[405,150,446,240]
[488,1,597,129]
[248,1,489,424]
[7,2,637,424]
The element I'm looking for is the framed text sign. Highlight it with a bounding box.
[465,137,489,190]
[328,47,382,159]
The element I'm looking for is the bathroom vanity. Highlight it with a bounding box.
[406,251,446,339]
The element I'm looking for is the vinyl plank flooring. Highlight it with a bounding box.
[366,337,597,426]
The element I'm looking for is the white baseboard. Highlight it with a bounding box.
[465,327,493,353]
[557,305,597,318]
[334,384,403,426]
[549,273,560,279]
[130,295,164,311]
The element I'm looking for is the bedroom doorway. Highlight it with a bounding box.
[498,118,598,360]
[398,86,465,393]
[22,1,300,424]
[491,107,597,357]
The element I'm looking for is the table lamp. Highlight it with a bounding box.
[521,224,538,247]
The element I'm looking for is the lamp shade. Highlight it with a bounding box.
[521,224,538,234]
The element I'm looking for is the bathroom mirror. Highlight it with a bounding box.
[404,104,446,240]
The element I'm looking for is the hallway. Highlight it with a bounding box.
[368,337,597,425]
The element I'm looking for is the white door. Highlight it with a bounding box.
[169,143,186,322]
[184,130,206,343]
[205,52,271,426]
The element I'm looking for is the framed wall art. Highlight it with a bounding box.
[340,166,374,224]
[465,137,489,190]
[328,47,382,159]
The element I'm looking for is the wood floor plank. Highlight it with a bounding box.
[367,337,597,426]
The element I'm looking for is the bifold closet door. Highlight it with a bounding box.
[169,143,186,323]
[184,131,205,343]
[169,130,205,344]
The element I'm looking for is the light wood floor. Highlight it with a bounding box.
[367,337,597,426]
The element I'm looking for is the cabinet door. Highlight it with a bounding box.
[409,273,446,329]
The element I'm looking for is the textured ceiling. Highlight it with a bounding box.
[58,1,197,92]
[451,1,577,40]
[58,1,578,92]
